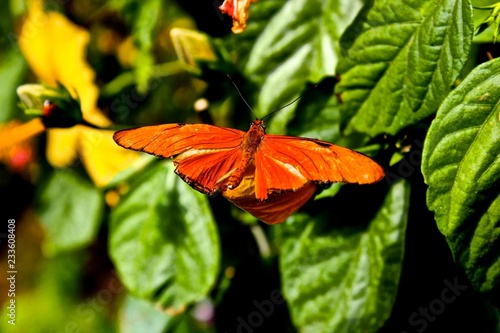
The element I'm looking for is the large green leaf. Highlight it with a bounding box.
[109,161,220,311]
[336,0,473,136]
[244,0,363,116]
[277,180,410,332]
[422,58,500,298]
[37,169,104,255]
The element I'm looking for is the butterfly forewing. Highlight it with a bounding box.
[113,124,245,194]
[254,152,309,200]
[113,124,244,158]
[252,135,384,199]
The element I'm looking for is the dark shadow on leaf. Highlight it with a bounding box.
[301,179,390,232]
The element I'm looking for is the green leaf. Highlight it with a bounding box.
[119,294,178,333]
[336,0,473,136]
[421,58,500,298]
[472,2,500,43]
[473,3,500,43]
[37,169,104,255]
[109,161,220,311]
[245,0,363,116]
[277,180,410,332]
[0,50,27,122]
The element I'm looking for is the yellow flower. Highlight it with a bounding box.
[18,0,141,187]
[48,126,146,187]
[19,0,107,127]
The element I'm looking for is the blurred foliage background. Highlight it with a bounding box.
[1,0,500,332]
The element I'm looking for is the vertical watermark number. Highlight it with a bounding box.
[6,219,16,326]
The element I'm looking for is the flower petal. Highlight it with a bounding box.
[78,128,146,188]
[46,128,81,168]
[219,0,257,34]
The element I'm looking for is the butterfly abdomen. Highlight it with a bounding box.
[225,153,252,190]
[225,120,265,191]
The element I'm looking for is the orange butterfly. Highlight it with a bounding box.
[113,119,384,224]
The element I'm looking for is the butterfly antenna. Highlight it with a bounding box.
[261,85,318,121]
[227,75,258,119]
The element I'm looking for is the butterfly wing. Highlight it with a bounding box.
[113,124,244,157]
[222,163,318,224]
[254,134,384,200]
[113,124,245,194]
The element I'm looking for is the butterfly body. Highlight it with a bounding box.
[224,119,265,191]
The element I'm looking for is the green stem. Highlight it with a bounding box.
[473,4,500,10]
[250,224,272,259]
